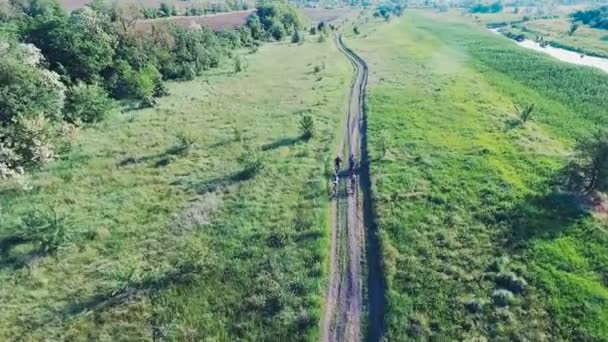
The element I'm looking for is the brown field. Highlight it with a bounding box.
[135,7,359,32]
[62,0,254,11]
[136,9,254,31]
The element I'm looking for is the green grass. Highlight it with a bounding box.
[350,10,608,341]
[0,37,352,340]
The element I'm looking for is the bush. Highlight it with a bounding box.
[492,289,515,307]
[238,148,265,179]
[175,131,196,154]
[354,26,360,35]
[309,26,317,35]
[317,33,326,43]
[561,130,608,194]
[299,114,314,140]
[270,22,285,41]
[20,206,73,254]
[0,43,66,124]
[495,272,528,294]
[291,30,303,44]
[64,82,114,124]
[514,102,535,123]
[234,57,243,73]
[0,114,55,177]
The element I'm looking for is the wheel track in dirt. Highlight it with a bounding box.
[321,34,384,342]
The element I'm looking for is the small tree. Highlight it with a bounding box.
[562,130,608,194]
[514,102,535,123]
[354,26,360,35]
[64,82,115,124]
[20,206,73,254]
[568,23,579,36]
[234,57,243,73]
[377,130,388,160]
[291,30,303,44]
[299,114,314,140]
[309,26,317,35]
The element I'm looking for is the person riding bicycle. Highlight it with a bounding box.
[349,154,356,174]
[334,155,343,173]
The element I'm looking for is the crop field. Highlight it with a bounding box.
[350,10,608,341]
[0,35,352,340]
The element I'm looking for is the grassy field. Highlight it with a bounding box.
[465,6,608,58]
[349,10,608,341]
[0,36,352,340]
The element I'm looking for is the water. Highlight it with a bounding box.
[489,28,608,74]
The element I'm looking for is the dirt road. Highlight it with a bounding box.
[321,34,374,342]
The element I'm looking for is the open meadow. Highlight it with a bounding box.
[350,9,608,341]
[0,34,352,340]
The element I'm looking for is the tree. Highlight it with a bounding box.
[270,22,285,40]
[568,23,579,36]
[562,130,608,194]
[25,6,116,83]
[299,114,314,140]
[64,83,115,124]
[291,30,302,43]
[0,43,65,124]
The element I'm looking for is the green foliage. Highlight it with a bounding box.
[291,30,303,44]
[571,5,608,30]
[492,289,515,306]
[254,0,306,41]
[64,83,114,124]
[299,114,314,140]
[317,33,326,43]
[25,7,116,83]
[469,1,503,13]
[234,56,243,73]
[562,130,608,194]
[568,22,579,36]
[514,102,535,123]
[0,114,56,177]
[20,206,73,254]
[0,43,65,123]
[354,25,360,35]
[309,26,317,35]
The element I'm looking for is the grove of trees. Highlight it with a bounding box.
[0,0,305,178]
[571,5,608,30]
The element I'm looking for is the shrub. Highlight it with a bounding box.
[354,26,360,35]
[465,298,484,313]
[561,130,608,194]
[175,131,196,154]
[291,30,303,44]
[313,65,322,73]
[309,26,317,35]
[492,289,515,307]
[238,148,265,179]
[317,33,326,43]
[0,114,55,177]
[270,22,285,41]
[64,82,114,124]
[514,102,535,123]
[495,272,528,294]
[299,114,314,140]
[234,57,243,73]
[20,206,73,254]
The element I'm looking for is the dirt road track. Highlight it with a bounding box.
[321,34,384,342]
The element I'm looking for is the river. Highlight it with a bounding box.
[489,28,608,74]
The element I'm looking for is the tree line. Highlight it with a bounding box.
[0,0,305,178]
[571,5,608,30]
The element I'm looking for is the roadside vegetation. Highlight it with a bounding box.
[351,10,608,341]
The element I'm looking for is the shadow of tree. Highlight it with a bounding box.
[117,144,189,168]
[500,191,589,249]
[64,264,201,318]
[261,136,303,151]
[0,235,42,270]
